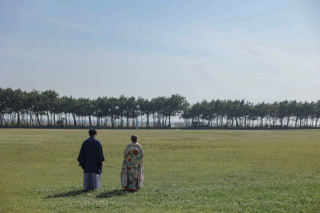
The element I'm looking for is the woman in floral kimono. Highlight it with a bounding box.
[121,135,144,191]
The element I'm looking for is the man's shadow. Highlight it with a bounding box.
[96,189,136,199]
[44,189,136,199]
[44,190,89,199]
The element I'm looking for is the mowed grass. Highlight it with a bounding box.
[0,129,320,212]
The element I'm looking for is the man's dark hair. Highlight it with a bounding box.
[89,129,97,136]
[131,135,138,142]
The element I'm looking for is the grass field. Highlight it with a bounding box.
[0,129,320,212]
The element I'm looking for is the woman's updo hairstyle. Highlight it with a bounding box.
[131,135,138,142]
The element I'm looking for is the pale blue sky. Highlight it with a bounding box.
[0,0,319,103]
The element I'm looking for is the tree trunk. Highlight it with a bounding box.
[17,113,20,126]
[299,118,302,127]
[169,115,171,127]
[157,112,161,127]
[4,115,8,126]
[29,114,33,126]
[1,114,5,126]
[89,115,92,127]
[126,117,129,127]
[162,116,165,127]
[72,114,77,126]
[36,113,41,126]
[47,111,50,126]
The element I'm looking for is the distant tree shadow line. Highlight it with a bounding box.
[44,188,136,199]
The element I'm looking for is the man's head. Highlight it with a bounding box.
[89,129,97,137]
[131,135,138,142]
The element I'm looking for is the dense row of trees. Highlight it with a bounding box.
[1,88,320,128]
[182,99,320,127]
[0,88,187,127]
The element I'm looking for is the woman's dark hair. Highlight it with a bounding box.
[89,128,97,136]
[131,135,138,142]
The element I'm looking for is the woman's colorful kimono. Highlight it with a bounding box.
[121,142,144,191]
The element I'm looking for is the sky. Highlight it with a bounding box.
[0,0,319,104]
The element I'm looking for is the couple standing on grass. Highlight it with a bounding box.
[77,129,144,191]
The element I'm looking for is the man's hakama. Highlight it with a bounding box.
[83,173,101,190]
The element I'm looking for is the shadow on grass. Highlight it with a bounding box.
[44,190,89,199]
[96,189,136,199]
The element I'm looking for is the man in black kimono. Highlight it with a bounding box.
[77,129,105,190]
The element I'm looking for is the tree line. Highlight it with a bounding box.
[1,87,320,128]
[182,99,320,128]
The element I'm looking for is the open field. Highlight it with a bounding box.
[0,129,320,212]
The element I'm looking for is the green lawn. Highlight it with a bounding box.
[0,129,320,212]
